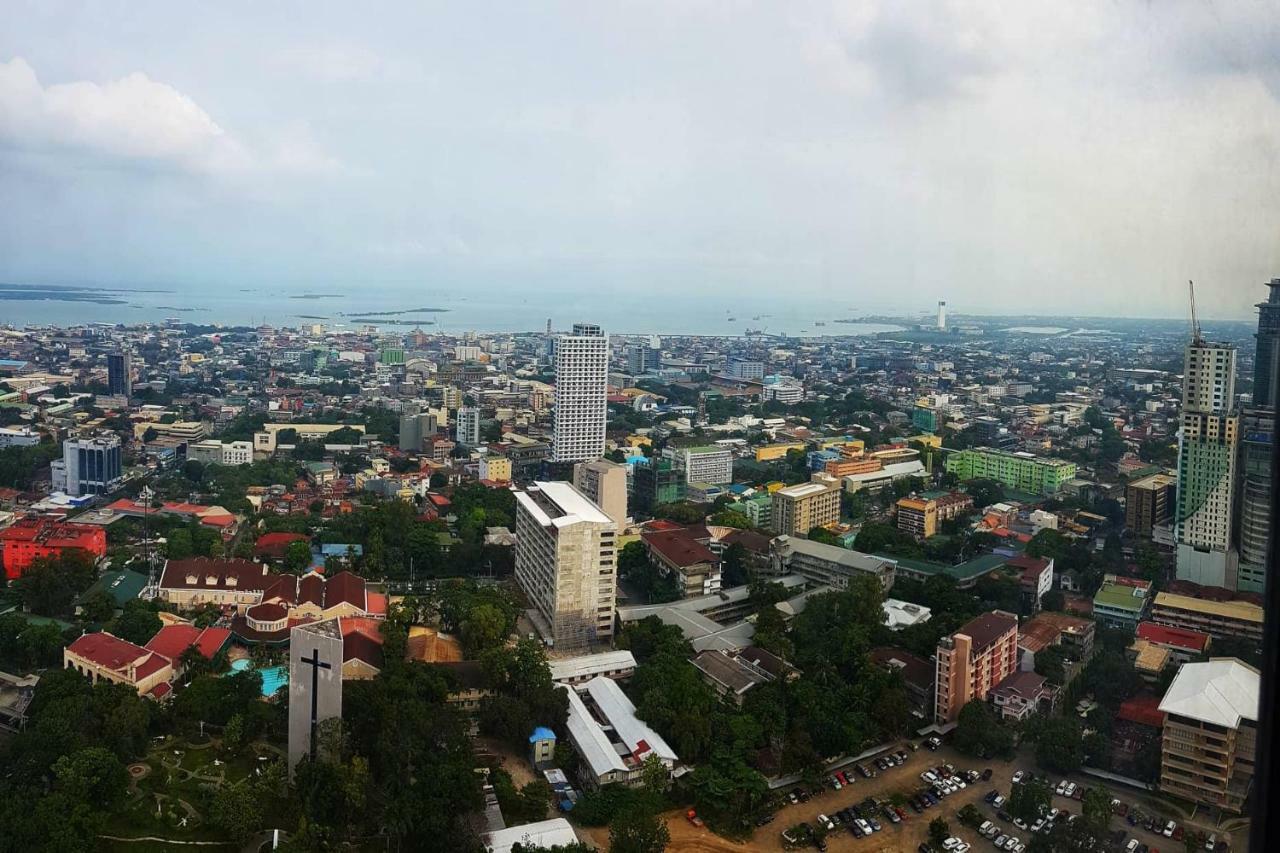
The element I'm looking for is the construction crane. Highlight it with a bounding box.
[1188,279,1204,345]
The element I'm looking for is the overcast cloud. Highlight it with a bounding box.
[0,1,1276,319]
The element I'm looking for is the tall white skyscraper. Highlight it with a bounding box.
[552,323,608,463]
[1175,338,1239,589]
[513,482,617,648]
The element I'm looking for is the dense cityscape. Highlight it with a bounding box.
[0,283,1269,853]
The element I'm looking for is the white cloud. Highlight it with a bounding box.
[0,57,337,176]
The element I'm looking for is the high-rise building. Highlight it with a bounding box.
[934,610,1018,724]
[771,474,841,536]
[1253,278,1280,408]
[399,410,437,452]
[455,406,481,447]
[55,434,123,497]
[624,344,649,376]
[1125,473,1176,539]
[552,323,608,463]
[937,300,947,331]
[572,459,628,527]
[1235,407,1273,593]
[667,445,733,485]
[1175,339,1239,588]
[632,457,685,512]
[513,482,618,647]
[106,351,132,397]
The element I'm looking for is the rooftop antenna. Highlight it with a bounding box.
[1188,279,1204,346]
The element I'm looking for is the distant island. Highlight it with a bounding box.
[339,307,450,316]
[296,314,330,320]
[289,293,344,300]
[345,317,437,326]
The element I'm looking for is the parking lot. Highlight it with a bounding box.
[648,740,1244,853]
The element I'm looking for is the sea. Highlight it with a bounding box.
[0,284,905,338]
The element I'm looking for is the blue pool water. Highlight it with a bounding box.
[227,659,288,697]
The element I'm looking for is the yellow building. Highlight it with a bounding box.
[906,434,943,448]
[771,475,841,536]
[755,442,807,462]
[479,456,512,482]
[897,497,938,538]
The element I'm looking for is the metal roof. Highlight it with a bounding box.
[1158,658,1259,729]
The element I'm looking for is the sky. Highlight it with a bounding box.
[1,1,1277,321]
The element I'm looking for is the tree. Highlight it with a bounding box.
[78,590,117,625]
[51,746,128,811]
[13,552,97,617]
[209,777,266,842]
[284,539,313,573]
[929,817,951,848]
[609,805,670,853]
[964,479,1005,509]
[111,599,163,646]
[1009,776,1052,823]
[1034,716,1084,774]
[958,803,984,828]
[1081,787,1112,829]
[721,542,750,587]
[954,700,1013,759]
[460,602,510,657]
[165,528,194,559]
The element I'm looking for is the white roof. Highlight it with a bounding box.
[548,649,637,682]
[562,685,629,777]
[841,460,926,484]
[1158,658,1259,729]
[485,818,581,853]
[777,482,829,498]
[517,481,613,527]
[883,598,933,629]
[584,675,678,762]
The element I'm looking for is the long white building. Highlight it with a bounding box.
[513,482,618,647]
[552,323,608,463]
[1175,339,1239,589]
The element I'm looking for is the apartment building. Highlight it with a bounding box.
[514,482,618,647]
[1158,659,1258,813]
[455,406,482,446]
[572,459,628,526]
[934,610,1019,724]
[1149,592,1263,645]
[1126,472,1176,539]
[478,455,512,482]
[770,474,841,536]
[943,447,1077,496]
[640,526,721,597]
[552,323,609,463]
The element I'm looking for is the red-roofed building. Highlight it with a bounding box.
[105,498,237,538]
[253,531,311,561]
[1135,621,1211,663]
[991,670,1055,721]
[144,624,232,673]
[64,632,174,699]
[0,516,107,580]
[1007,555,1054,612]
[640,527,722,597]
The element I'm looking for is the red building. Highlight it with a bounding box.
[0,516,107,580]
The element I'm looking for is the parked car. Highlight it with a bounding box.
[686,809,704,827]
[926,736,942,750]
[1012,771,1025,784]
[1163,821,1176,838]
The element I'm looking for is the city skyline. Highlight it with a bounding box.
[1,2,1278,320]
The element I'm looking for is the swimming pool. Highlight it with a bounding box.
[227,658,288,697]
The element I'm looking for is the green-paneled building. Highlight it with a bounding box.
[945,447,1076,496]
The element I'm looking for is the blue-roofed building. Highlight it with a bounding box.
[529,725,557,767]
[807,449,840,472]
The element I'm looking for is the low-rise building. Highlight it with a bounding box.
[1092,574,1152,633]
[1135,621,1211,664]
[1149,593,1263,645]
[548,650,637,687]
[768,535,896,591]
[0,516,107,580]
[870,647,935,720]
[1007,555,1053,612]
[63,632,174,700]
[640,526,721,598]
[690,647,786,705]
[561,675,678,788]
[991,670,1055,721]
[770,475,841,535]
[896,496,938,538]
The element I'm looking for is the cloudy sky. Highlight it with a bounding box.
[1,1,1277,319]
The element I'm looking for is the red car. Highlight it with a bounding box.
[837,771,850,785]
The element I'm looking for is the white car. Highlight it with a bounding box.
[1013,845,1025,853]
[856,818,872,835]
[992,795,1006,808]
[1055,781,1068,796]
[1013,818,1028,831]
[1164,821,1177,838]
[1064,783,1077,797]
[979,821,994,835]
[1031,818,1046,833]
[1126,840,1140,853]
[942,838,963,851]
[1012,771,1025,784]
[923,771,939,783]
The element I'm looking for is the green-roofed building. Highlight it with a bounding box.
[76,569,148,615]
[879,552,1009,589]
[1092,573,1152,633]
